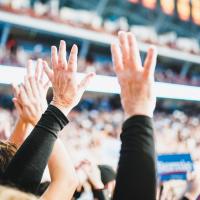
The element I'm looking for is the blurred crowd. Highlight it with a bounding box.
[0,4,199,197]
[0,96,200,199]
[0,41,200,86]
[0,1,200,55]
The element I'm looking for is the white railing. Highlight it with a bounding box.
[0,65,199,101]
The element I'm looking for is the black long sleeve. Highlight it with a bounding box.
[181,197,189,200]
[3,105,68,194]
[112,115,156,200]
[92,188,107,200]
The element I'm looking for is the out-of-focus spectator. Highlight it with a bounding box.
[0,96,199,198]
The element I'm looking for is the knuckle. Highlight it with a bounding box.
[68,67,74,72]
[29,76,34,82]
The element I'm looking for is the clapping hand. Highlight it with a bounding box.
[13,59,50,126]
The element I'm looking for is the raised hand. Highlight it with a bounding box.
[12,59,50,126]
[111,31,157,118]
[43,40,95,116]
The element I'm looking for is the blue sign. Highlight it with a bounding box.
[157,154,193,182]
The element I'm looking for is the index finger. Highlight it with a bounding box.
[111,43,123,73]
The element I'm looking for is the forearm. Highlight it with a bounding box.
[113,115,156,200]
[42,139,78,200]
[9,118,32,148]
[3,105,69,194]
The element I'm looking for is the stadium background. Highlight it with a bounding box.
[0,0,200,199]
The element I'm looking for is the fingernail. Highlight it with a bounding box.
[72,44,77,49]
[60,40,65,45]
[149,45,155,49]
[149,45,157,53]
[51,46,56,51]
[118,31,125,36]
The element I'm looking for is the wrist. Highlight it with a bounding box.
[124,109,153,120]
[122,97,155,119]
[29,116,41,126]
[18,117,27,125]
[184,192,197,200]
[50,101,73,117]
[18,118,32,129]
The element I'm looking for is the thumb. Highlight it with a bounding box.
[42,61,53,82]
[13,98,23,116]
[44,80,51,93]
[12,84,20,98]
[78,72,95,93]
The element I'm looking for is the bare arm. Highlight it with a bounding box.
[9,118,31,148]
[41,139,78,200]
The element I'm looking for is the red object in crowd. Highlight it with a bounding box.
[7,39,16,49]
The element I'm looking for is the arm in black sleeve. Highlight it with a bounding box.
[92,188,107,200]
[181,197,189,200]
[112,115,156,200]
[3,105,68,194]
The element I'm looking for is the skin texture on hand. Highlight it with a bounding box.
[43,40,95,117]
[111,31,157,118]
[12,59,50,126]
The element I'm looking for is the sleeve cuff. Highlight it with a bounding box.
[48,104,69,125]
[36,105,69,138]
[122,115,153,132]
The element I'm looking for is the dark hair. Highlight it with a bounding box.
[98,165,116,185]
[0,141,17,177]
